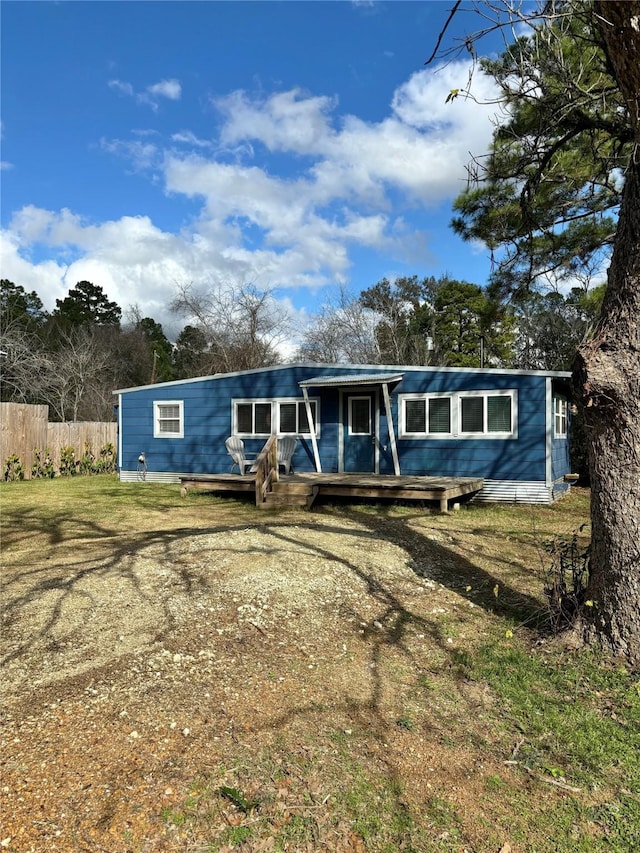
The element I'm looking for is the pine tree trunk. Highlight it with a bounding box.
[573,2,640,663]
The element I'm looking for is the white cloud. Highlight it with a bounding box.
[108,79,135,97]
[147,79,181,101]
[108,77,182,111]
[171,130,213,148]
[216,88,337,155]
[100,137,159,172]
[7,61,499,335]
[208,61,499,207]
[0,230,69,307]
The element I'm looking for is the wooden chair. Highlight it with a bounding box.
[225,436,257,474]
[277,436,297,474]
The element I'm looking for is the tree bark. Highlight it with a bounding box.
[574,1,640,663]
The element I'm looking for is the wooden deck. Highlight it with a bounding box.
[180,472,484,512]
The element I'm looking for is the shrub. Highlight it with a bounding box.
[96,442,117,474]
[3,454,25,481]
[543,524,591,631]
[59,446,77,477]
[31,447,56,479]
[78,442,96,475]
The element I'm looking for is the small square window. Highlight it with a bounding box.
[154,400,183,438]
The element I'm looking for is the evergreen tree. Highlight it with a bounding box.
[451,4,630,297]
[0,279,48,331]
[53,281,122,328]
[136,317,174,383]
[430,278,515,367]
[172,325,211,379]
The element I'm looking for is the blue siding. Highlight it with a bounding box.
[387,371,548,481]
[117,363,570,485]
[551,434,571,481]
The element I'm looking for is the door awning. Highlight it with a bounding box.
[299,372,403,476]
[299,372,404,389]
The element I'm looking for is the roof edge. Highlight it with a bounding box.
[114,361,572,395]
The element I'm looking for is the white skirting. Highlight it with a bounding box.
[473,479,562,504]
[119,469,182,484]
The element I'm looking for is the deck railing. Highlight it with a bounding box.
[254,435,279,505]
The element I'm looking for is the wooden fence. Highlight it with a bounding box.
[1,402,117,478]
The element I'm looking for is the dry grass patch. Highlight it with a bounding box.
[1,477,638,853]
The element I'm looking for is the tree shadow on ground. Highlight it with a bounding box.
[2,495,557,852]
[1,495,546,675]
[336,505,547,625]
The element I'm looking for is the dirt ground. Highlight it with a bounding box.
[1,497,559,853]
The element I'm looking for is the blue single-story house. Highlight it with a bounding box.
[114,362,574,504]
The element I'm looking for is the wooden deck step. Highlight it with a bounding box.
[260,482,319,510]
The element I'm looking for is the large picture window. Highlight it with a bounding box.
[154,400,184,438]
[234,398,319,437]
[400,390,516,439]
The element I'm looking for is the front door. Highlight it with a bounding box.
[344,393,376,473]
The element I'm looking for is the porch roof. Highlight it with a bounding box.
[299,372,404,389]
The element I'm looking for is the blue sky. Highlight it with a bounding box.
[1,1,505,341]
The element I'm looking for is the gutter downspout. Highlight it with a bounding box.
[302,386,322,472]
[382,382,400,476]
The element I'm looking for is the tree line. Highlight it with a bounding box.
[0,274,603,423]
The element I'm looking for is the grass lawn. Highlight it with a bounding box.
[1,476,638,853]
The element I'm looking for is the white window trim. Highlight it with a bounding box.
[399,390,518,440]
[458,389,517,439]
[554,396,568,438]
[400,392,452,439]
[153,400,184,439]
[348,395,372,436]
[233,397,320,438]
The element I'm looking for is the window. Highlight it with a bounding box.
[400,390,516,439]
[236,402,272,436]
[401,395,452,437]
[349,397,371,435]
[278,400,317,435]
[460,396,483,433]
[234,398,319,437]
[459,393,513,436]
[405,399,426,434]
[154,400,184,438]
[554,396,568,438]
[429,397,451,433]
